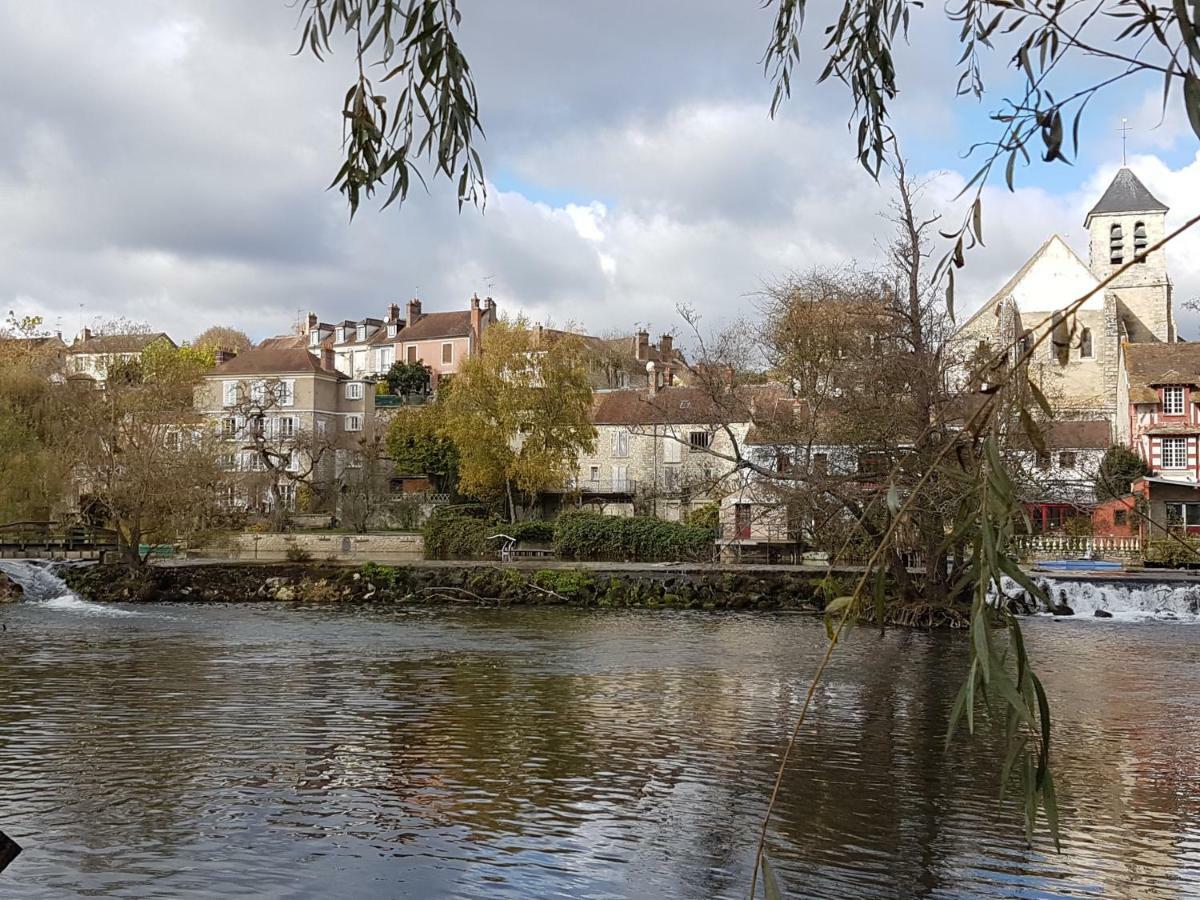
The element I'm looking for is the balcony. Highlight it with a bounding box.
[547,478,638,495]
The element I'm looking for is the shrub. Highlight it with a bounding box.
[683,502,719,531]
[285,543,313,562]
[509,519,555,544]
[1144,538,1200,567]
[423,512,495,560]
[532,568,595,597]
[553,511,714,562]
[360,561,400,588]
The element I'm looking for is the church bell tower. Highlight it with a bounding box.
[1084,167,1173,342]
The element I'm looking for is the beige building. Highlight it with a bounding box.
[955,167,1174,424]
[195,347,375,512]
[66,329,177,385]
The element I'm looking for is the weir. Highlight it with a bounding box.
[1002,573,1200,621]
[0,560,137,616]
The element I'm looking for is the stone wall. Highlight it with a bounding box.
[192,531,425,563]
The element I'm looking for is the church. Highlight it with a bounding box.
[956,166,1175,425]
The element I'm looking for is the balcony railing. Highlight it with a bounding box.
[549,478,638,495]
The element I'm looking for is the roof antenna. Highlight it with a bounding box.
[1119,117,1130,166]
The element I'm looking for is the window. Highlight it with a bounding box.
[1079,328,1093,359]
[858,451,888,475]
[1165,502,1200,527]
[589,465,600,482]
[1161,436,1188,469]
[1163,386,1185,415]
[309,330,320,347]
[345,414,363,432]
[1110,223,1124,265]
[286,451,300,472]
[356,324,367,341]
[1058,451,1077,469]
[346,382,364,400]
[278,417,296,438]
[336,327,346,343]
[775,451,791,473]
[1134,221,1147,259]
[1035,450,1051,469]
[222,381,237,407]
[612,465,629,491]
[689,431,711,451]
[813,452,828,475]
[663,466,680,490]
[221,417,238,439]
[220,451,238,470]
[442,342,454,365]
[278,482,296,510]
[378,347,394,371]
[611,429,630,458]
[250,379,267,405]
[275,380,294,407]
[165,430,181,452]
[1113,509,1128,526]
[406,345,418,363]
[663,436,682,464]
[387,323,397,338]
[316,418,328,437]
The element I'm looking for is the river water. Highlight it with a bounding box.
[1,579,1199,898]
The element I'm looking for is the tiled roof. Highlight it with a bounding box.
[70,332,174,354]
[209,347,341,377]
[1144,423,1199,436]
[1085,168,1167,224]
[1124,343,1200,403]
[591,384,785,426]
[398,310,474,341]
[1025,419,1112,449]
[257,333,307,351]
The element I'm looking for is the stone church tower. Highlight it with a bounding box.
[1084,167,1173,343]
[954,167,1174,427]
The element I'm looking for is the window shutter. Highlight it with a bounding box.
[223,381,236,406]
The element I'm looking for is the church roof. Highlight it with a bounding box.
[1084,168,1167,225]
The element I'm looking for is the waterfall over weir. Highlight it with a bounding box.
[1000,574,1200,621]
[0,560,137,616]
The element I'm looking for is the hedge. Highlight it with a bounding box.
[422,513,495,560]
[553,510,715,562]
[508,519,556,544]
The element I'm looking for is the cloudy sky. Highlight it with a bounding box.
[3,2,1199,346]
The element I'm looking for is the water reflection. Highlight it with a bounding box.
[0,602,1198,898]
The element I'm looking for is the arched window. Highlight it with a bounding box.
[1134,221,1147,261]
[1079,327,1093,359]
[1051,311,1069,365]
[1110,223,1124,265]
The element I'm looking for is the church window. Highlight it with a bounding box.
[1163,386,1185,416]
[1134,221,1147,261]
[1109,223,1124,265]
[1079,328,1093,359]
[1051,312,1069,365]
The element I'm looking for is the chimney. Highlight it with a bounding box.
[484,295,496,321]
[306,312,318,332]
[388,303,400,322]
[321,347,336,371]
[659,333,673,357]
[215,348,238,365]
[82,326,92,342]
[635,329,650,362]
[407,297,423,324]
[646,361,658,396]
[469,293,483,349]
[663,364,674,386]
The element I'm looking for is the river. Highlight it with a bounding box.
[1,573,1199,897]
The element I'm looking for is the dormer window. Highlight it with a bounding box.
[387,324,397,338]
[1110,223,1124,265]
[309,330,319,347]
[1134,221,1147,261]
[1163,386,1185,415]
[336,327,346,343]
[356,325,367,341]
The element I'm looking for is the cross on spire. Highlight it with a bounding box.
[1119,117,1130,165]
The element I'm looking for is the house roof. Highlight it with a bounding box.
[257,333,307,351]
[69,332,175,354]
[591,384,785,426]
[209,347,341,377]
[1085,168,1168,225]
[397,310,474,342]
[1123,342,1200,402]
[1010,419,1112,450]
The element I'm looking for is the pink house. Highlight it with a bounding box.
[1118,342,1200,484]
[394,295,497,386]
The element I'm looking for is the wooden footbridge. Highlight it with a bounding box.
[0,521,119,560]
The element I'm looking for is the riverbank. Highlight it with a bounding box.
[62,561,844,612]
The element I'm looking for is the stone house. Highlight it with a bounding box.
[195,347,375,513]
[66,329,177,385]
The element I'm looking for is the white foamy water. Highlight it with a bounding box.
[998,573,1200,622]
[0,559,140,617]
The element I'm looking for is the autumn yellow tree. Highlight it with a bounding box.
[440,318,596,520]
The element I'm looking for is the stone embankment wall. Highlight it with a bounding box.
[63,562,831,611]
[191,532,424,563]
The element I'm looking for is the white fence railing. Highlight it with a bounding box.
[1011,535,1143,558]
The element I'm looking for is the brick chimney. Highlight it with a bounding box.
[406,297,423,324]
[306,312,318,332]
[659,333,673,357]
[388,303,400,322]
[483,296,497,322]
[469,294,483,349]
[636,329,650,362]
[214,348,238,365]
[320,347,336,371]
[81,326,92,342]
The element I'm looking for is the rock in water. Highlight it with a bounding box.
[1094,609,1113,618]
[0,574,20,603]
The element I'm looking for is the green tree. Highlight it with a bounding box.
[439,318,596,520]
[1095,444,1153,501]
[385,359,432,396]
[385,402,459,492]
